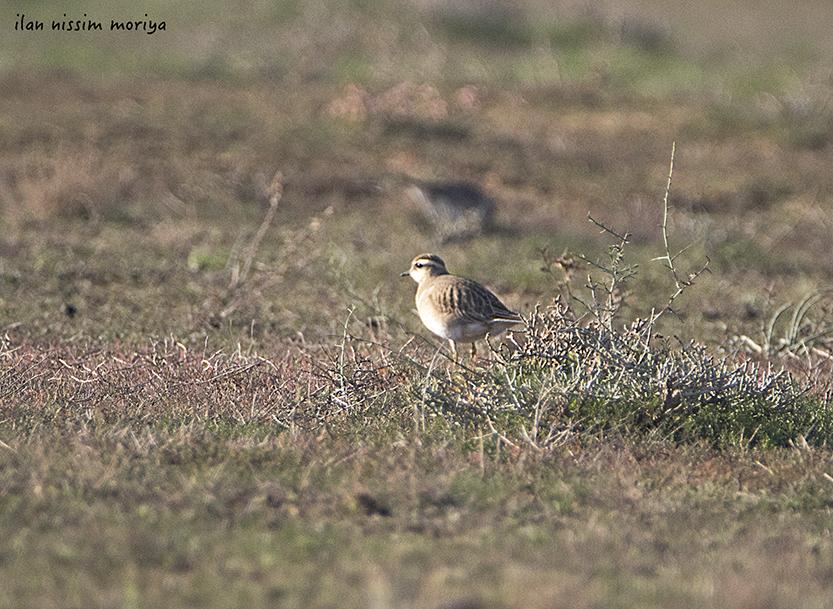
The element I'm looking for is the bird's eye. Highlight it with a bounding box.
[414,262,424,268]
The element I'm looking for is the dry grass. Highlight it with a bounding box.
[0,335,399,434]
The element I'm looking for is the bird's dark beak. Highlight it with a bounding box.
[400,270,410,277]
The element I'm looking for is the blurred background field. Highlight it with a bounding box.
[5,1,833,608]
[3,0,833,352]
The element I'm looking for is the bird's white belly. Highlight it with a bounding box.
[417,308,487,343]
[418,312,452,340]
[445,320,489,343]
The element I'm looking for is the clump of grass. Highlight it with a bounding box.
[732,290,833,360]
[729,289,833,400]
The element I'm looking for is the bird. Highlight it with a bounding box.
[402,177,496,243]
[401,253,522,357]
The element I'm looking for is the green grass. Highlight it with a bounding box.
[2,419,833,608]
[4,0,833,607]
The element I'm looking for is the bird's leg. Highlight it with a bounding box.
[485,332,496,356]
[484,332,499,363]
[449,340,458,361]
